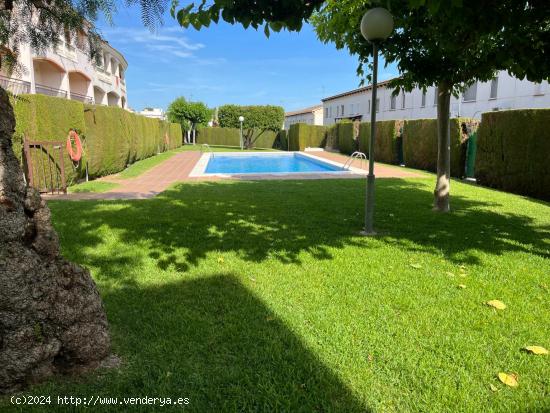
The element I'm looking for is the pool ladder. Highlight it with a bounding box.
[342,151,367,170]
[201,143,214,157]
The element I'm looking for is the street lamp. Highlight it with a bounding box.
[360,7,394,236]
[239,116,245,150]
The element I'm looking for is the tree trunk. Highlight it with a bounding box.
[0,87,111,394]
[434,82,452,212]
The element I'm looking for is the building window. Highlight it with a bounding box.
[490,77,498,99]
[434,87,438,106]
[421,91,426,107]
[463,82,477,102]
[325,107,329,118]
[341,104,345,116]
[390,94,396,110]
[401,92,406,109]
[350,103,354,114]
[367,100,371,113]
[376,98,380,113]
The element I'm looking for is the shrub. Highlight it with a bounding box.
[325,124,338,151]
[276,130,288,150]
[12,95,182,185]
[13,94,87,185]
[195,127,278,149]
[358,120,404,164]
[337,122,356,155]
[475,109,550,200]
[403,118,476,177]
[288,124,327,151]
[218,104,284,148]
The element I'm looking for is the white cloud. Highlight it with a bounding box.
[101,26,204,60]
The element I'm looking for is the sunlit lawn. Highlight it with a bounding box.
[5,177,549,412]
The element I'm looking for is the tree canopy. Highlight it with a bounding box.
[312,0,550,211]
[167,97,212,130]
[313,0,550,93]
[218,104,284,148]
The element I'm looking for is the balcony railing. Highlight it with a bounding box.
[35,83,68,98]
[0,75,31,95]
[70,92,94,104]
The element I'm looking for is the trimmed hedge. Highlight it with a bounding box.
[196,127,279,148]
[13,94,87,185]
[337,122,356,155]
[12,94,182,185]
[84,105,182,178]
[476,109,550,200]
[403,118,476,177]
[358,120,404,164]
[288,124,327,151]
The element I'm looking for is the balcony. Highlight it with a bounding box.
[35,83,68,98]
[70,92,94,104]
[0,75,31,95]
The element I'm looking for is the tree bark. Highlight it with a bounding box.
[434,82,452,212]
[0,87,111,393]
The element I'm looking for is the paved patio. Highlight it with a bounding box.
[45,150,423,201]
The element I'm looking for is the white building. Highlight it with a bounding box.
[284,105,323,130]
[0,30,128,108]
[322,71,550,125]
[140,108,166,120]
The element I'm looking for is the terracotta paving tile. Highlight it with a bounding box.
[44,150,423,201]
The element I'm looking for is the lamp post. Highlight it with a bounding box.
[360,7,394,236]
[239,116,245,150]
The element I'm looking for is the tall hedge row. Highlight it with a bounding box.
[358,120,404,164]
[337,122,356,155]
[196,127,279,148]
[12,94,182,185]
[476,109,550,200]
[13,94,87,185]
[403,118,476,177]
[84,105,182,177]
[288,124,328,151]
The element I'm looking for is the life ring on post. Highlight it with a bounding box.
[66,130,83,162]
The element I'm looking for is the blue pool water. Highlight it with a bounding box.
[205,153,342,174]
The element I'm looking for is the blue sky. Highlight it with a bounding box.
[98,6,398,112]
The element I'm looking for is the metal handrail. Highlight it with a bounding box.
[70,92,94,104]
[0,75,31,95]
[343,151,367,170]
[35,83,68,98]
[201,144,214,158]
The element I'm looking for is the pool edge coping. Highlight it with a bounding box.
[188,151,367,178]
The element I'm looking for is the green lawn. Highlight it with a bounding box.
[68,181,120,193]
[5,178,549,412]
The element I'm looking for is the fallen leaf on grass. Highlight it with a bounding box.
[498,372,518,388]
[458,284,467,289]
[486,300,506,310]
[410,263,422,269]
[489,383,499,392]
[446,272,455,277]
[523,346,549,355]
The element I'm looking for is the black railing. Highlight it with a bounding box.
[0,75,31,95]
[35,83,68,98]
[70,92,94,104]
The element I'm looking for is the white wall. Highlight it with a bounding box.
[322,71,550,125]
[284,108,323,129]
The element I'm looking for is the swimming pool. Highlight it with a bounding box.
[192,152,349,176]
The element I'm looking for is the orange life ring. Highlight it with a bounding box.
[66,130,82,162]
